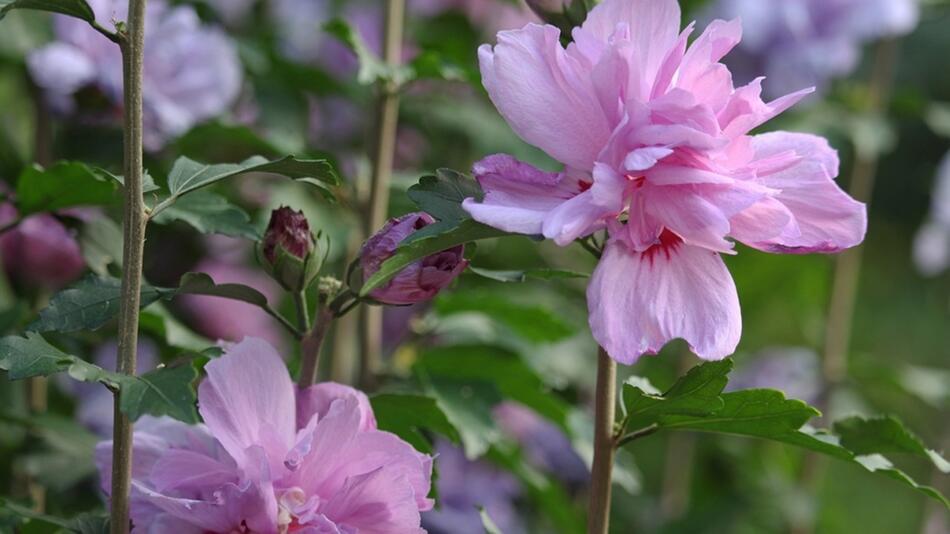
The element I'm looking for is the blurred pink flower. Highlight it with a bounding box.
[96,338,433,532]
[0,203,85,290]
[463,0,867,363]
[178,258,287,352]
[27,0,242,150]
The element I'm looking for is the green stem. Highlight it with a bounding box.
[587,347,617,534]
[359,0,405,390]
[110,1,147,532]
[294,290,311,332]
[298,301,334,388]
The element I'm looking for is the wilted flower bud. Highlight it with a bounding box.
[258,206,325,292]
[525,0,590,34]
[361,212,468,305]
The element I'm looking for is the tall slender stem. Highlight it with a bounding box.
[359,0,405,389]
[110,2,147,532]
[299,304,334,388]
[587,347,617,534]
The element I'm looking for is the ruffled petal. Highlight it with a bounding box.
[735,132,866,253]
[587,238,741,363]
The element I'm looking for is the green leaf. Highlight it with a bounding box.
[0,497,109,533]
[428,378,502,459]
[0,333,198,424]
[176,272,270,308]
[14,162,116,216]
[434,292,574,343]
[834,415,950,473]
[119,364,199,424]
[20,413,99,491]
[151,191,260,239]
[370,393,461,453]
[417,344,570,429]
[165,154,337,199]
[404,169,483,243]
[0,332,74,379]
[323,18,403,85]
[29,275,174,333]
[139,304,214,352]
[658,389,819,440]
[96,167,160,193]
[79,216,123,275]
[622,359,731,428]
[479,507,503,534]
[468,266,588,283]
[359,219,506,296]
[0,0,94,22]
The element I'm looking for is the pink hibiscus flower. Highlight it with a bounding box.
[96,338,433,533]
[463,0,866,363]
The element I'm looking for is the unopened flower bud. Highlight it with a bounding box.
[258,207,325,292]
[526,0,591,35]
[360,212,468,305]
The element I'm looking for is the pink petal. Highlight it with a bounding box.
[587,238,741,363]
[462,154,574,235]
[197,337,297,471]
[297,381,377,431]
[677,19,742,92]
[718,78,814,138]
[479,25,611,169]
[320,468,426,534]
[624,146,674,172]
[130,479,279,534]
[735,132,866,253]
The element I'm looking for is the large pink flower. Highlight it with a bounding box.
[463,0,866,363]
[96,338,432,533]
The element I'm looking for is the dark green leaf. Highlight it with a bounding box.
[622,359,731,428]
[151,191,260,239]
[176,272,270,308]
[370,393,461,453]
[428,378,502,458]
[404,169,483,243]
[79,216,123,275]
[434,292,574,343]
[0,0,94,22]
[14,162,116,216]
[165,154,337,198]
[28,275,174,333]
[468,266,588,283]
[409,51,470,83]
[834,415,949,472]
[0,332,74,379]
[417,344,570,429]
[359,219,506,296]
[96,167,160,193]
[119,364,199,423]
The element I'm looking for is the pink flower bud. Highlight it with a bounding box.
[258,207,324,292]
[360,212,468,305]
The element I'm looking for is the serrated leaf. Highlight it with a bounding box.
[176,272,270,307]
[468,266,588,283]
[417,344,570,430]
[0,0,94,22]
[370,393,461,454]
[359,219,505,296]
[151,191,260,239]
[28,275,174,333]
[434,291,574,343]
[404,169,483,242]
[119,364,199,423]
[14,162,116,216]
[166,154,337,198]
[622,360,731,428]
[0,332,74,379]
[79,216,123,275]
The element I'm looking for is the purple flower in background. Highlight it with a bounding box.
[361,212,468,305]
[59,340,159,436]
[96,338,433,532]
[728,347,822,404]
[27,0,243,150]
[706,0,919,97]
[914,152,950,276]
[494,402,588,487]
[0,203,85,290]
[423,440,525,534]
[178,258,287,352]
[464,0,867,363]
[206,0,256,26]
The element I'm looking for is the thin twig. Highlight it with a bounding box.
[110,1,147,532]
[263,306,304,340]
[615,423,660,449]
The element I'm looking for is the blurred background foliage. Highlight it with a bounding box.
[0,0,947,533]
